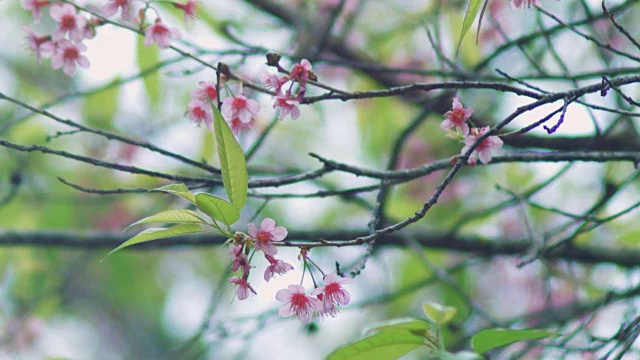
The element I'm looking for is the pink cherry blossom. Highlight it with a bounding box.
[230,245,251,275]
[276,285,322,323]
[511,0,541,9]
[289,59,313,87]
[22,26,54,64]
[103,0,134,21]
[186,99,213,130]
[229,277,256,300]
[247,218,287,256]
[461,126,503,166]
[442,96,473,136]
[173,0,199,21]
[221,94,260,126]
[190,81,217,102]
[50,3,87,42]
[263,254,293,282]
[21,0,49,22]
[311,273,353,314]
[50,40,90,76]
[228,117,254,135]
[144,18,181,49]
[274,92,300,120]
[260,72,289,95]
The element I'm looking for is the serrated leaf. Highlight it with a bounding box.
[327,331,426,360]
[106,224,203,258]
[366,318,432,338]
[195,193,240,226]
[211,105,248,211]
[455,0,484,55]
[136,36,161,108]
[83,77,120,130]
[126,209,208,229]
[423,302,457,325]
[152,183,196,204]
[471,328,558,354]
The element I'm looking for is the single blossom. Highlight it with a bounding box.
[229,277,257,300]
[21,0,49,22]
[144,18,181,49]
[228,117,254,135]
[190,81,218,102]
[186,99,213,130]
[173,0,199,21]
[221,94,260,126]
[311,273,353,314]
[102,0,134,20]
[273,92,301,120]
[50,40,90,76]
[289,59,313,87]
[230,245,251,275]
[50,3,87,42]
[460,126,503,166]
[442,96,473,136]
[247,218,287,256]
[22,26,54,64]
[511,0,542,9]
[263,254,293,282]
[276,285,322,323]
[260,72,289,95]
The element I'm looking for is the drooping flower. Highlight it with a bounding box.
[274,92,301,120]
[260,72,289,95]
[311,273,353,315]
[276,285,322,323]
[22,26,54,64]
[230,245,251,275]
[190,81,218,102]
[50,3,87,42]
[50,40,90,76]
[460,126,503,166]
[247,218,287,256]
[221,94,260,126]
[21,0,49,22]
[228,117,254,135]
[442,96,473,136]
[511,0,542,9]
[173,0,199,21]
[185,99,213,130]
[144,18,181,49]
[263,254,293,282]
[102,0,134,21]
[289,59,313,87]
[229,276,257,300]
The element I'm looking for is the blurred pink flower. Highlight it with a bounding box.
[221,94,260,125]
[230,245,251,275]
[276,285,322,323]
[22,26,54,64]
[461,126,503,166]
[144,18,181,49]
[260,72,288,95]
[173,0,199,21]
[264,254,293,282]
[102,0,133,21]
[21,0,49,22]
[442,96,473,136]
[311,273,353,314]
[186,99,213,130]
[274,92,300,120]
[190,81,218,102]
[50,3,87,42]
[229,277,256,300]
[289,59,312,87]
[511,0,541,9]
[247,218,287,256]
[50,40,90,76]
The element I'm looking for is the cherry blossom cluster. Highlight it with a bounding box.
[261,59,316,120]
[227,218,353,323]
[21,0,193,76]
[441,96,503,166]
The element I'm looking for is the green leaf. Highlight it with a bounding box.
[82,77,120,130]
[106,224,203,258]
[471,328,558,354]
[366,318,432,338]
[211,105,248,211]
[152,183,196,204]
[423,302,457,326]
[195,193,240,226]
[136,36,161,108]
[455,0,484,56]
[327,331,426,360]
[126,209,208,229]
